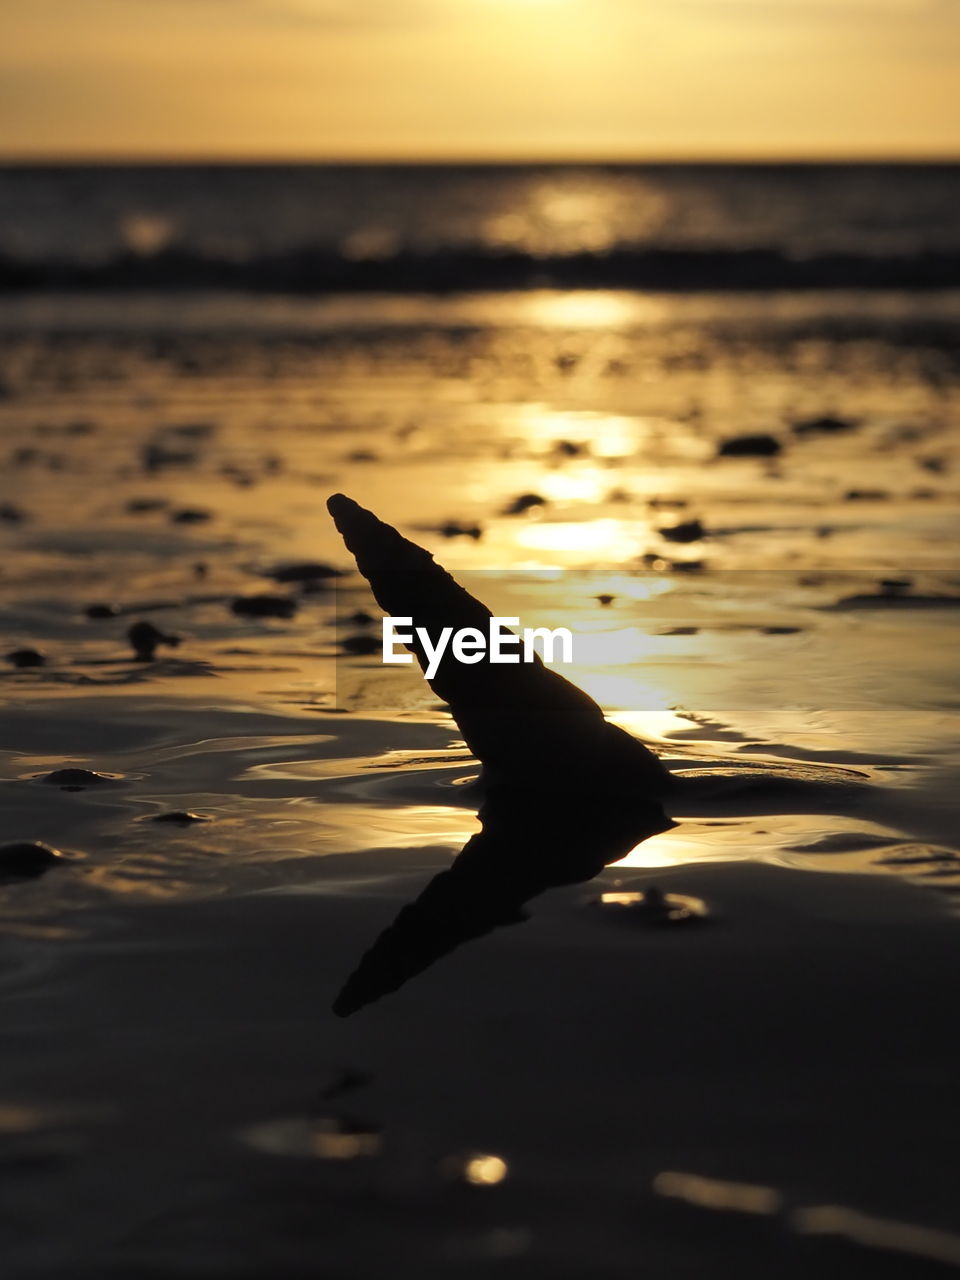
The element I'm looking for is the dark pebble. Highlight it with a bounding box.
[596,594,615,606]
[792,415,857,436]
[0,502,28,523]
[845,489,889,501]
[264,562,344,584]
[40,769,111,788]
[672,559,706,573]
[151,811,210,825]
[341,633,382,655]
[165,422,213,439]
[502,492,547,516]
[126,498,168,514]
[170,508,212,524]
[659,519,705,544]
[0,841,63,879]
[717,434,782,458]
[231,595,299,619]
[142,443,198,472]
[5,648,46,668]
[554,440,586,457]
[128,620,181,662]
[439,521,483,540]
[86,602,120,620]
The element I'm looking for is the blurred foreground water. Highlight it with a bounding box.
[0,165,959,1278]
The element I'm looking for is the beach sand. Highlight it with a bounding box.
[1,287,959,1275]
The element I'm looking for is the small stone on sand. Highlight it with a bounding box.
[341,633,382,655]
[264,562,343,584]
[85,603,120,620]
[5,648,46,668]
[170,508,212,524]
[39,769,111,788]
[502,492,547,516]
[128,620,181,662]
[659,518,705,544]
[792,415,857,435]
[717,434,782,458]
[231,595,298,619]
[0,841,64,878]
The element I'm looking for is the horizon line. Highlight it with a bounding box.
[2,152,959,168]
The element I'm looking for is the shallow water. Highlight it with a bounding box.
[1,287,957,913]
[1,286,959,1276]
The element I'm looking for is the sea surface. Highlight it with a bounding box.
[0,164,959,1277]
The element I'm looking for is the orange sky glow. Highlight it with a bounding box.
[2,0,959,160]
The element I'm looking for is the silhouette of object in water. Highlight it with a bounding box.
[128,620,180,662]
[327,493,674,1017]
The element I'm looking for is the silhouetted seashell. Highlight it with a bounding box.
[39,769,112,788]
[0,841,64,878]
[327,493,674,1015]
[341,633,382,656]
[596,594,615,606]
[5,648,46,668]
[85,602,120,620]
[151,811,210,825]
[659,518,705,544]
[263,561,343,584]
[128,620,180,662]
[502,492,546,515]
[792,414,858,435]
[591,886,708,926]
[717,434,782,458]
[231,595,298,619]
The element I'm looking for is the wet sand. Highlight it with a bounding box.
[1,289,959,1275]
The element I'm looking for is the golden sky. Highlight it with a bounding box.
[2,0,959,159]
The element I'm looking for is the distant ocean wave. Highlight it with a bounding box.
[3,245,959,294]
